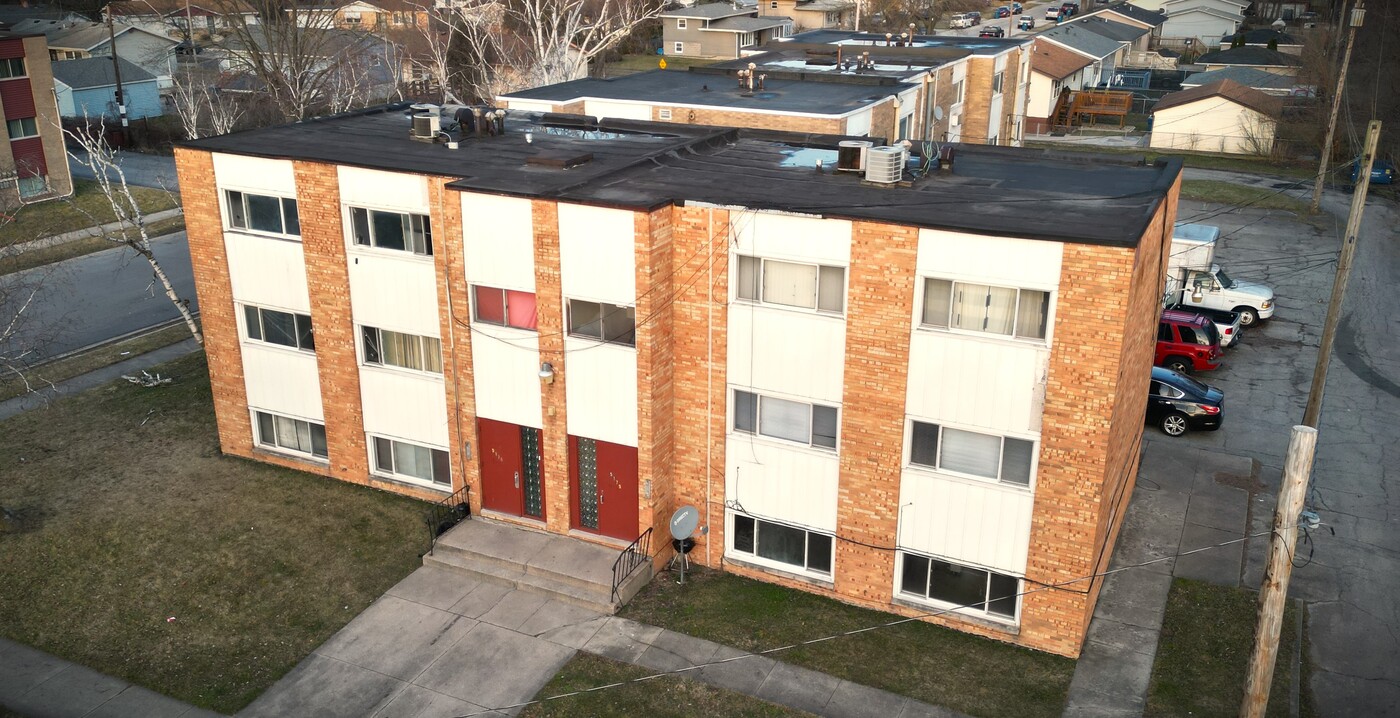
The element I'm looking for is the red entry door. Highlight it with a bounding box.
[571,436,639,541]
[479,418,524,516]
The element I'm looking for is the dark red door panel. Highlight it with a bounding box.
[478,418,523,516]
[595,441,639,542]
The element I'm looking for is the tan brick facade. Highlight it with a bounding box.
[531,200,571,532]
[430,177,482,509]
[650,106,846,136]
[635,207,677,566]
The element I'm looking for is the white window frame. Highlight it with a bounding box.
[658,108,673,120]
[673,41,684,54]
[471,284,538,331]
[6,116,37,139]
[731,388,839,451]
[906,420,1036,488]
[359,325,444,375]
[918,276,1052,343]
[734,254,846,316]
[224,189,301,239]
[676,18,686,29]
[0,57,26,79]
[729,512,834,577]
[16,174,47,198]
[252,409,328,461]
[896,551,1021,623]
[992,70,1004,95]
[567,298,637,346]
[369,434,451,490]
[348,205,432,257]
[241,303,316,353]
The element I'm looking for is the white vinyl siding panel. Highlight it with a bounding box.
[582,100,653,121]
[347,252,441,338]
[845,109,872,136]
[563,337,639,446]
[337,166,430,213]
[557,203,636,305]
[725,438,840,533]
[241,344,324,421]
[212,153,296,195]
[915,229,1062,288]
[469,323,543,429]
[897,470,1034,574]
[461,192,536,290]
[224,232,311,312]
[728,306,845,405]
[359,368,450,447]
[730,213,851,268]
[907,333,1048,435]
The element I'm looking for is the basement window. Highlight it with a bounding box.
[472,285,538,330]
[243,304,315,352]
[361,325,443,374]
[350,207,432,255]
[226,190,300,238]
[735,255,845,315]
[254,410,328,460]
[908,421,1034,487]
[732,513,833,575]
[371,435,450,488]
[899,552,1020,621]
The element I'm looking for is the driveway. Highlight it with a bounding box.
[1156,172,1400,715]
[68,150,179,192]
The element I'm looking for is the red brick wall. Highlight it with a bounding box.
[430,177,482,509]
[532,200,571,531]
[651,106,845,135]
[635,207,677,563]
[669,205,730,567]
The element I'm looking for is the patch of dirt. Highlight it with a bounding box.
[1214,458,1263,492]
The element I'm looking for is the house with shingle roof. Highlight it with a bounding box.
[1195,45,1302,77]
[1149,78,1282,154]
[1034,22,1130,87]
[51,56,164,119]
[661,3,793,59]
[1026,41,1094,132]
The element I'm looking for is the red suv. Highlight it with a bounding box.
[1156,310,1223,373]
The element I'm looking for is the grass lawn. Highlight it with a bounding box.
[1179,179,1312,217]
[0,179,179,247]
[1147,578,1313,718]
[0,321,196,403]
[520,653,808,717]
[1024,141,1318,180]
[619,568,1074,718]
[0,352,430,713]
[0,216,186,277]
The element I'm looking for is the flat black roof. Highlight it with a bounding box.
[181,105,1180,248]
[501,69,903,115]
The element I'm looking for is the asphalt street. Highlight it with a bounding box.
[67,150,179,192]
[0,232,196,361]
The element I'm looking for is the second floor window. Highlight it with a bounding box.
[6,117,37,139]
[361,326,443,373]
[922,278,1049,340]
[733,389,839,450]
[992,70,1004,94]
[568,299,635,346]
[350,207,432,256]
[909,421,1034,487]
[0,57,25,78]
[244,305,315,351]
[473,286,537,330]
[736,255,845,314]
[227,190,300,237]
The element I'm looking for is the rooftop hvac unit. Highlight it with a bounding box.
[865,145,905,184]
[836,140,873,172]
[410,112,440,141]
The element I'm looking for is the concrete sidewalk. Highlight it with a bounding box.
[1063,442,1259,717]
[0,208,184,259]
[0,637,223,718]
[240,565,967,718]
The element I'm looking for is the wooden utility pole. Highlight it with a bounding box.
[106,13,128,139]
[1309,1,1364,213]
[1240,425,1318,718]
[1302,119,1381,428]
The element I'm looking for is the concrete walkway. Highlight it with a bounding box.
[0,208,184,259]
[0,637,223,718]
[240,565,967,718]
[1064,442,1258,717]
[0,337,202,421]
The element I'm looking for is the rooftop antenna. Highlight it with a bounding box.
[669,505,700,585]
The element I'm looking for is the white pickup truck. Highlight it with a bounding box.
[1166,223,1275,327]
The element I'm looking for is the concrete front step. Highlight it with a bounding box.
[425,518,656,614]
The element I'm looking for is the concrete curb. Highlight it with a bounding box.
[0,207,184,258]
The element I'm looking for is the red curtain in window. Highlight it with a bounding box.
[506,290,537,330]
[473,286,505,324]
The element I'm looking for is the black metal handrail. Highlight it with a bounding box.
[610,527,653,604]
[425,485,471,556]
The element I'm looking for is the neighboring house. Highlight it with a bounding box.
[1194,45,1301,77]
[174,105,1182,658]
[1217,28,1303,55]
[10,18,178,86]
[1064,15,1152,52]
[0,30,73,208]
[1181,65,1306,96]
[1034,23,1131,87]
[1026,41,1093,133]
[661,3,793,59]
[1076,1,1167,38]
[103,0,261,39]
[216,25,401,101]
[52,56,164,119]
[1156,0,1247,46]
[758,0,854,32]
[0,4,87,31]
[504,32,1035,147]
[288,0,432,31]
[1149,78,1281,154]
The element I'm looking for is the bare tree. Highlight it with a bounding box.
[455,0,666,97]
[63,123,203,346]
[0,217,54,395]
[169,68,247,139]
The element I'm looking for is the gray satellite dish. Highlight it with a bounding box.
[933,106,945,122]
[670,506,700,584]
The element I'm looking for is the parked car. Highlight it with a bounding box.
[1348,158,1396,187]
[1171,305,1243,348]
[1156,309,1224,374]
[967,11,982,25]
[950,12,978,28]
[1044,6,1061,20]
[978,25,1005,37]
[1011,2,1023,14]
[1063,1,1080,15]
[994,6,1011,18]
[1017,15,1035,29]
[1148,366,1224,436]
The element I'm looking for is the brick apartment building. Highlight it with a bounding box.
[506,31,1033,146]
[175,106,1180,657]
[0,30,72,210]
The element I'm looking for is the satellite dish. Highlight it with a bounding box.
[933,106,945,122]
[670,505,699,540]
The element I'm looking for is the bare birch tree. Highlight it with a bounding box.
[63,124,203,346]
[169,68,247,139]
